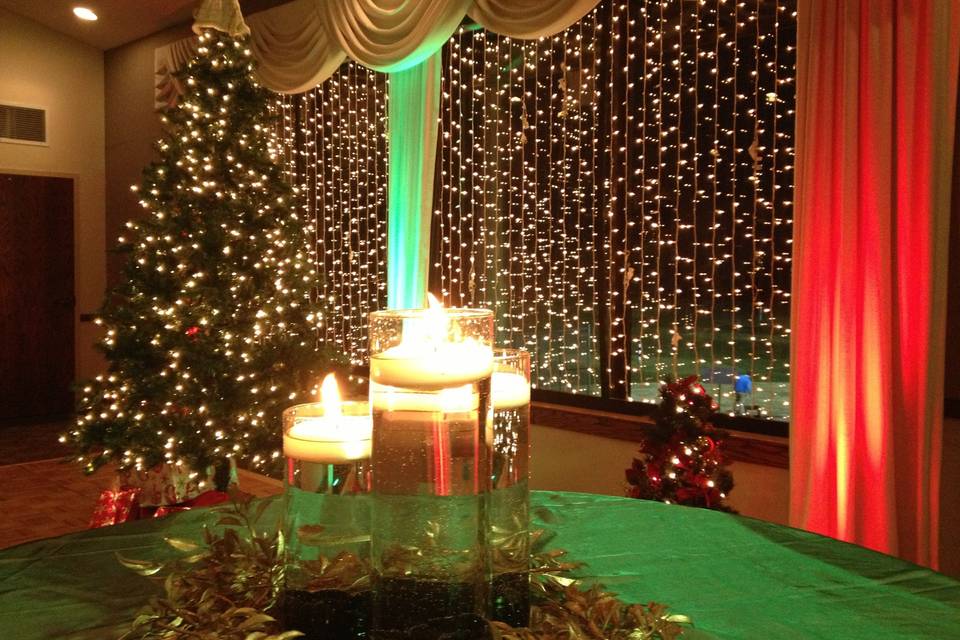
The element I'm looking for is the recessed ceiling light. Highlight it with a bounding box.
[72,7,98,21]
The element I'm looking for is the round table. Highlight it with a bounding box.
[1,491,958,639]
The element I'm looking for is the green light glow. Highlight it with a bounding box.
[387,54,441,310]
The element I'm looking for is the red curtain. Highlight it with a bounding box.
[791,0,960,568]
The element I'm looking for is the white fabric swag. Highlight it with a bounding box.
[154,36,200,111]
[190,0,600,309]
[240,0,600,93]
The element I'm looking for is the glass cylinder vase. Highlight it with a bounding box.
[281,399,373,640]
[490,348,531,627]
[368,305,494,638]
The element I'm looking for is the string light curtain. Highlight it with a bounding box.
[432,0,796,417]
[246,0,599,311]
[432,21,603,394]
[274,63,390,364]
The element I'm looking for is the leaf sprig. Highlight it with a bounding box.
[119,494,689,640]
[119,490,292,640]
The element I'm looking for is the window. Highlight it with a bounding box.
[278,0,797,422]
[432,0,796,420]
[276,65,389,364]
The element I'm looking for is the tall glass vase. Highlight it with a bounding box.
[490,348,531,626]
[368,306,494,638]
[281,398,372,639]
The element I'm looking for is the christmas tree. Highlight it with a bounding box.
[625,376,735,511]
[68,28,335,477]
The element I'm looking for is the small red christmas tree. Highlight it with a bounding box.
[625,376,735,511]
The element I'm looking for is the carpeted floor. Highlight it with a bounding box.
[0,459,113,548]
[0,421,283,550]
[0,419,72,465]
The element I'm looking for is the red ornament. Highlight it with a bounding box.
[702,435,717,453]
[663,375,719,411]
[185,326,200,337]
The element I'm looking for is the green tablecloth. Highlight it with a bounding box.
[1,491,959,639]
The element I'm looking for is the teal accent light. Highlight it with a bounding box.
[386,54,441,309]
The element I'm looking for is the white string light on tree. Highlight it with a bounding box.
[70,31,332,476]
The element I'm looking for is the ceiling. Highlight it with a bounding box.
[0,1,195,50]
[0,0,289,51]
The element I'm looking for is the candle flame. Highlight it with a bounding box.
[320,373,342,418]
[424,293,449,342]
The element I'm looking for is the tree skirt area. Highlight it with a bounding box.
[0,459,281,549]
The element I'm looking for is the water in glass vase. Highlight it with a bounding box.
[490,370,531,628]
[490,482,529,627]
[283,459,372,564]
[369,378,492,639]
[282,456,372,639]
[281,588,371,640]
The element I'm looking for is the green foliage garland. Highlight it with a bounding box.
[119,494,689,640]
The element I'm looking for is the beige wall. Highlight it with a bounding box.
[530,424,790,525]
[0,8,105,380]
[104,23,193,286]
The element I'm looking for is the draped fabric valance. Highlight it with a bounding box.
[468,0,598,38]
[195,0,600,308]
[228,0,601,308]
[154,36,200,111]
[244,0,598,93]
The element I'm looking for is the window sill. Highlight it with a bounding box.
[531,392,790,470]
[946,398,960,420]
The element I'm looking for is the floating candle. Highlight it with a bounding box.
[282,374,372,464]
[370,340,493,390]
[491,372,530,410]
[283,419,372,464]
[370,383,479,413]
[369,295,494,390]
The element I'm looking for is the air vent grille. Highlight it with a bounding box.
[0,104,46,144]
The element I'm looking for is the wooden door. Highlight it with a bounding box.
[0,174,74,423]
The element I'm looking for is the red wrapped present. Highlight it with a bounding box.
[187,490,230,507]
[152,490,231,519]
[119,462,213,507]
[152,505,190,518]
[89,487,142,528]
